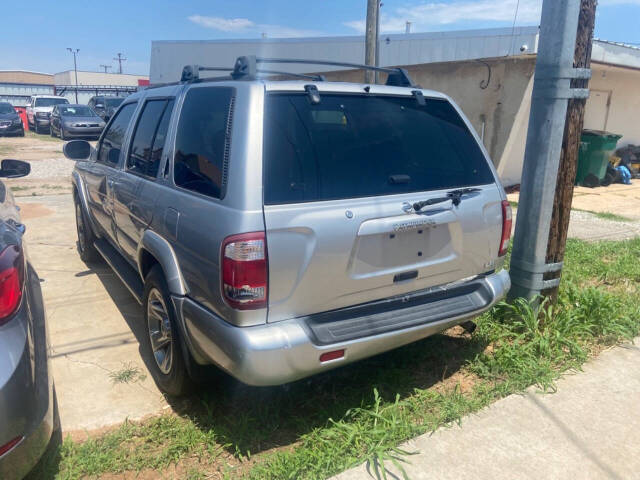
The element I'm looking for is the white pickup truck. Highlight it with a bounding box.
[26,95,69,134]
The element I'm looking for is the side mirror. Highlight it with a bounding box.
[0,159,30,178]
[63,140,91,161]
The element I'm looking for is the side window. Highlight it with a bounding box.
[97,102,137,167]
[173,87,234,199]
[126,99,174,178]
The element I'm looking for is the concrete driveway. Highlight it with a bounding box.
[19,194,169,432]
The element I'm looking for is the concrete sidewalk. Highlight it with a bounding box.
[333,340,640,480]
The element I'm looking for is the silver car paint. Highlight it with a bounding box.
[73,78,510,384]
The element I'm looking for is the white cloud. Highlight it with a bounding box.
[188,15,320,37]
[345,0,640,34]
[188,15,255,32]
[345,0,541,33]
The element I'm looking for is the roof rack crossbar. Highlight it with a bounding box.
[181,56,415,87]
[254,57,414,87]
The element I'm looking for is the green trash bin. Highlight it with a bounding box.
[575,130,622,185]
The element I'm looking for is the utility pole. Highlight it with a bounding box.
[364,0,378,83]
[374,2,382,84]
[508,0,589,301]
[67,48,79,103]
[113,53,127,74]
[544,0,597,299]
[99,64,112,73]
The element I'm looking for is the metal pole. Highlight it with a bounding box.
[508,0,588,301]
[67,48,79,103]
[374,1,381,84]
[364,0,378,83]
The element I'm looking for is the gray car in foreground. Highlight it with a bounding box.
[64,57,511,396]
[50,104,106,140]
[0,159,56,480]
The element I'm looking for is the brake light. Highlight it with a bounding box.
[499,200,512,257]
[221,232,267,310]
[0,245,23,325]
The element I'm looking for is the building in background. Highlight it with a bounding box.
[0,71,54,106]
[151,27,640,185]
[53,71,149,104]
[0,70,149,107]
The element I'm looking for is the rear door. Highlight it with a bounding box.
[114,98,174,261]
[84,101,137,243]
[262,91,505,322]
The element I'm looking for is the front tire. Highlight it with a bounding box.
[141,265,193,396]
[60,127,68,141]
[74,195,99,263]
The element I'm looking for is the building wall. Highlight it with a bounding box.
[54,71,148,86]
[584,63,640,147]
[149,27,539,83]
[0,71,53,85]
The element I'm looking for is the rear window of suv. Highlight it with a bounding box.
[263,93,494,205]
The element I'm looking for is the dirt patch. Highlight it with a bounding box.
[19,203,54,220]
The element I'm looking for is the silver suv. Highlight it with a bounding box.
[63,57,511,396]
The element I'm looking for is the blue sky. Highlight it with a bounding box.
[4,0,640,75]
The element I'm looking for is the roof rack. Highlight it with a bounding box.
[180,55,415,87]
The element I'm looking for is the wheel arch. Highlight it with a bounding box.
[72,171,98,236]
[137,230,188,296]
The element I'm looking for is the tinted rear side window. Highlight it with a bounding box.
[97,102,137,167]
[173,87,234,199]
[263,94,494,205]
[127,99,174,178]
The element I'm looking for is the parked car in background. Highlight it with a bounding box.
[88,96,125,122]
[26,95,69,134]
[50,104,106,140]
[0,158,57,480]
[0,103,24,137]
[64,57,511,396]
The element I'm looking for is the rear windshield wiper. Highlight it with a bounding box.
[447,187,482,206]
[412,187,482,212]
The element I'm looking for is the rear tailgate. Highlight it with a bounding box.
[262,89,504,322]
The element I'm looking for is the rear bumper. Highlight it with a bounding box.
[177,270,510,386]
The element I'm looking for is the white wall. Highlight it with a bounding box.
[54,71,147,86]
[584,63,640,147]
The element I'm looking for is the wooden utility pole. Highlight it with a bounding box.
[544,0,597,299]
[364,0,378,83]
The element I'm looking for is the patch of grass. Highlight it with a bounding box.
[25,130,61,142]
[109,363,147,385]
[587,211,632,222]
[10,185,30,192]
[41,238,640,480]
[508,200,519,208]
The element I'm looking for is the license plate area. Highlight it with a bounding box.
[350,222,457,278]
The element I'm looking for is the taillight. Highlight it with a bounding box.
[0,245,23,325]
[221,232,267,310]
[499,200,512,257]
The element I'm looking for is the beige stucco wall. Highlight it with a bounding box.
[584,63,640,147]
[53,71,148,86]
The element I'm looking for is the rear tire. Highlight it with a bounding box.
[141,265,193,396]
[74,195,99,263]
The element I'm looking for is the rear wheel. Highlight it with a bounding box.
[141,265,193,396]
[74,195,99,263]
